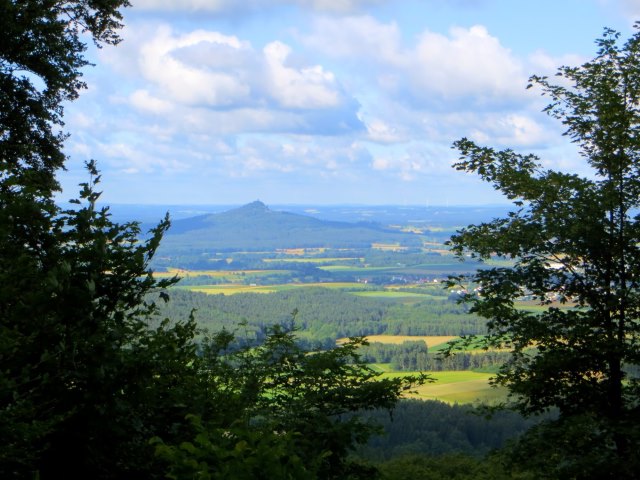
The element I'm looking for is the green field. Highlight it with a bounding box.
[183,281,368,295]
[380,370,505,404]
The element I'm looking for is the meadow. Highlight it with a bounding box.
[378,370,504,404]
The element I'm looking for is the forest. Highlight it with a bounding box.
[154,287,488,340]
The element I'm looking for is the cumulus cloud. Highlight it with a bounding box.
[305,17,528,106]
[466,113,550,147]
[214,136,372,179]
[65,5,585,203]
[115,24,359,125]
[136,27,252,107]
[303,15,403,62]
[129,89,173,114]
[410,25,525,101]
[133,0,386,13]
[263,41,340,108]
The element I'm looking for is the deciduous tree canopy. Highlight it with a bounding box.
[449,26,640,478]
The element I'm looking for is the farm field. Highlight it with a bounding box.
[338,335,458,349]
[152,220,513,407]
[156,261,504,405]
[379,370,505,404]
[182,281,367,295]
[153,267,294,281]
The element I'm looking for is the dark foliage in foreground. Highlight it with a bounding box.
[448,26,640,478]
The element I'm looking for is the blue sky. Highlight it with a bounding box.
[58,0,640,206]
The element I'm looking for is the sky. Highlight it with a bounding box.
[57,0,640,206]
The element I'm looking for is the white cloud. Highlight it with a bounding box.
[112,24,356,123]
[364,119,405,143]
[129,89,173,114]
[304,18,529,106]
[138,27,252,107]
[410,25,525,101]
[264,41,340,108]
[203,136,373,180]
[294,0,386,12]
[98,141,190,174]
[465,113,550,147]
[133,0,385,13]
[132,0,235,12]
[68,141,92,157]
[304,15,403,62]
[368,141,455,182]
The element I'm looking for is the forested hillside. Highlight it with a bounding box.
[159,200,423,252]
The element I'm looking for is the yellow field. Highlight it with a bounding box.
[152,267,287,278]
[411,374,505,403]
[337,335,458,348]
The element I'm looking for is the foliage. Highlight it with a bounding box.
[0,2,433,478]
[0,164,206,478]
[376,453,533,480]
[152,327,428,480]
[0,0,129,199]
[358,341,510,372]
[358,399,541,461]
[154,288,488,342]
[152,415,313,480]
[448,26,640,477]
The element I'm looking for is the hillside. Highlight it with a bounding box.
[159,200,423,251]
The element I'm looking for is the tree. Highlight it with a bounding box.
[152,327,428,480]
[1,3,426,478]
[0,2,203,477]
[448,26,640,478]
[0,160,209,478]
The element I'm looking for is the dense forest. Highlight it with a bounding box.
[155,288,488,341]
[158,200,424,253]
[358,341,510,372]
[359,399,544,460]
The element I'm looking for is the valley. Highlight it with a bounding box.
[148,202,514,405]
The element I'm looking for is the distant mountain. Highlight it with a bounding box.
[160,200,422,251]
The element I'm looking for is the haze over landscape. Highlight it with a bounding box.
[58,0,639,206]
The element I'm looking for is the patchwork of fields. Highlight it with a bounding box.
[154,253,519,405]
[149,206,529,407]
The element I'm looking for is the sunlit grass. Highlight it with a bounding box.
[338,335,459,348]
[380,370,505,404]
